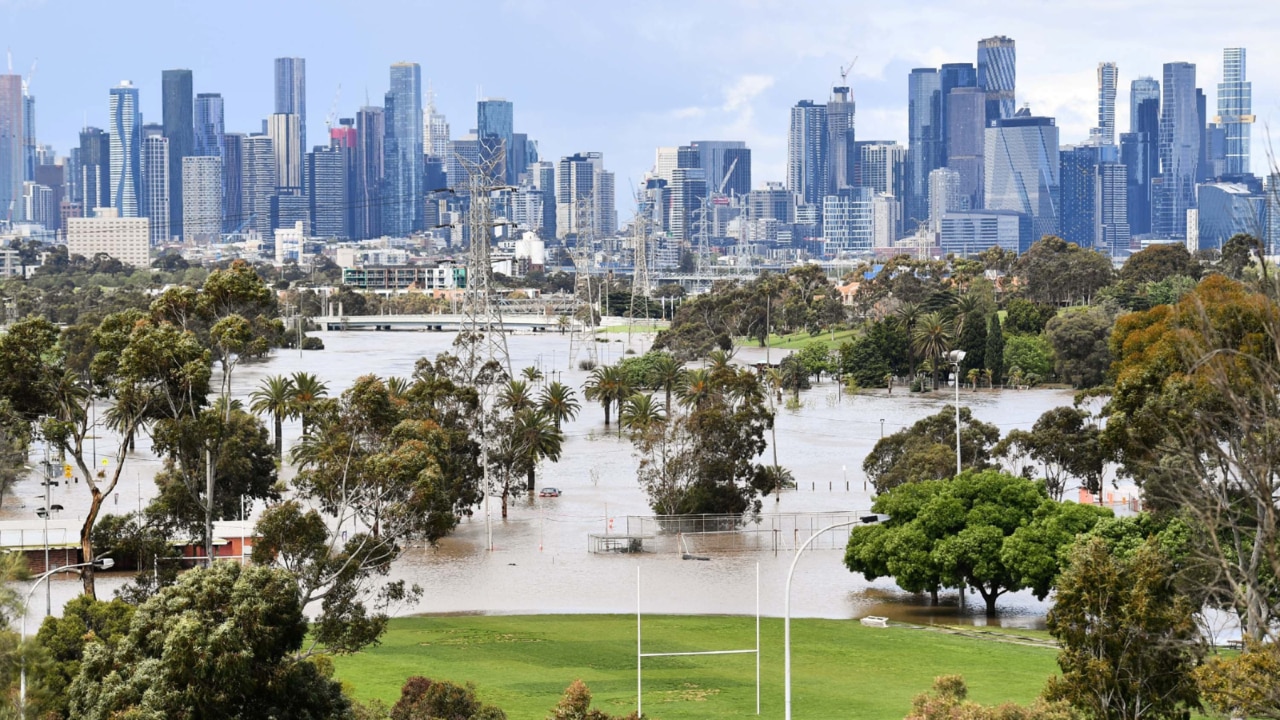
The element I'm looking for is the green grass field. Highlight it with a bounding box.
[736,329,861,351]
[333,615,1059,719]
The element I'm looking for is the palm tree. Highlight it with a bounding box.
[677,368,713,410]
[582,365,632,429]
[386,376,410,400]
[520,366,544,384]
[511,409,563,499]
[497,379,534,412]
[250,374,295,460]
[966,368,981,392]
[538,381,580,430]
[646,353,684,412]
[910,311,953,392]
[707,348,735,373]
[619,393,666,435]
[290,372,330,435]
[982,368,994,390]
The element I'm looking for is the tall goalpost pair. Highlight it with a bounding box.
[635,564,760,717]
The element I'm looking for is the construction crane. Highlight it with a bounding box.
[717,157,739,196]
[23,58,36,94]
[839,57,858,84]
[324,83,342,131]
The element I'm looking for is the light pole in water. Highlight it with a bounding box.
[21,558,115,713]
[947,350,967,477]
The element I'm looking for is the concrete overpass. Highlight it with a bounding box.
[316,313,564,332]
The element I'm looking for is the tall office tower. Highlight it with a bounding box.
[509,132,529,183]
[939,63,976,164]
[823,187,874,254]
[690,140,750,197]
[1217,48,1252,176]
[355,106,384,240]
[78,127,110,214]
[161,69,193,236]
[928,167,963,233]
[1154,62,1200,238]
[330,118,359,237]
[267,113,303,189]
[66,147,81,209]
[555,152,614,239]
[827,86,856,190]
[274,58,306,148]
[306,145,348,238]
[945,86,986,211]
[108,81,142,217]
[529,160,557,239]
[1090,62,1118,146]
[477,97,514,184]
[194,93,225,158]
[977,36,1016,122]
[872,193,902,247]
[907,68,942,228]
[653,147,679,182]
[857,141,907,196]
[181,155,222,242]
[447,137,479,192]
[33,164,65,232]
[424,89,450,158]
[1122,96,1160,235]
[787,100,828,207]
[669,167,707,242]
[239,134,275,238]
[0,74,22,220]
[21,93,34,182]
[221,133,243,233]
[1060,145,1104,248]
[984,112,1060,240]
[1097,162,1130,255]
[383,62,423,236]
[1196,89,1213,182]
[1129,77,1160,134]
[142,126,170,244]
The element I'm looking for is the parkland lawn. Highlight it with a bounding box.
[333,615,1058,719]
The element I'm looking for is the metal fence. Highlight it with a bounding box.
[589,512,871,554]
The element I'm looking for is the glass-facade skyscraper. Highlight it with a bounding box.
[787,100,828,207]
[945,86,986,211]
[1129,77,1160,134]
[977,36,1016,122]
[108,81,142,217]
[383,63,423,236]
[939,62,976,164]
[161,69,193,236]
[477,97,514,185]
[984,113,1059,240]
[1154,62,1200,238]
[356,105,385,240]
[78,126,110,215]
[0,74,22,221]
[195,93,225,159]
[1090,62,1118,146]
[907,68,942,228]
[274,58,306,149]
[142,125,169,243]
[1217,48,1252,176]
[827,86,855,190]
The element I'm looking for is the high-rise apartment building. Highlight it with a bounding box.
[787,100,828,207]
[425,90,450,159]
[690,140,751,197]
[984,112,1059,240]
[555,152,614,239]
[195,93,225,158]
[1154,62,1200,238]
[939,63,976,163]
[857,141,907,197]
[1097,162,1130,255]
[1129,77,1160,134]
[161,69,193,236]
[907,68,942,228]
[1121,94,1160,235]
[307,145,348,239]
[274,58,306,148]
[928,167,963,234]
[66,207,149,267]
[21,93,34,184]
[827,86,856,190]
[945,86,986,211]
[240,134,275,238]
[142,125,170,244]
[108,81,142,217]
[383,62,423,236]
[1216,48,1252,176]
[78,127,110,214]
[529,160,557,239]
[977,36,1016,122]
[355,106,384,239]
[1090,62,1118,146]
[182,155,222,242]
[823,187,874,254]
[221,133,243,233]
[267,113,303,189]
[0,74,22,220]
[477,97,514,184]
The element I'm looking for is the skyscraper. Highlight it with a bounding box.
[21,93,34,183]
[928,167,963,233]
[555,152,613,239]
[108,81,142,217]
[267,113,303,189]
[1121,95,1160,236]
[78,127,110,215]
[977,36,1016,122]
[142,125,170,244]
[182,155,222,242]
[355,106,384,240]
[1216,48,1252,176]
[1090,62,1118,146]
[330,118,359,239]
[945,86,986,211]
[1154,62,1200,238]
[221,133,243,233]
[907,68,942,229]
[1129,77,1160,134]
[690,140,750,197]
[787,100,828,207]
[194,93,225,158]
[1060,144,1107,248]
[161,69,193,236]
[307,145,348,238]
[827,86,856,190]
[383,62,423,236]
[984,112,1059,240]
[424,89,450,159]
[939,62,977,163]
[1097,162,1131,255]
[240,134,275,238]
[0,74,22,220]
[274,58,306,148]
[477,97,514,184]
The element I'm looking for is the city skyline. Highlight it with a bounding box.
[2,0,1278,197]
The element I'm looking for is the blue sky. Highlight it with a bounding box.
[5,0,1280,205]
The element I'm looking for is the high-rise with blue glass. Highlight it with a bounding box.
[477,97,514,185]
[984,111,1059,240]
[977,36,1016,122]
[162,69,193,237]
[1154,62,1200,238]
[787,100,828,208]
[195,93,224,159]
[109,81,142,217]
[907,68,942,229]
[1090,62,1118,146]
[274,58,306,149]
[1216,48,1252,176]
[383,62,423,236]
[0,74,21,221]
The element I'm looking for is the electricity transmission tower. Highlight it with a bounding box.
[628,189,652,337]
[456,148,513,382]
[567,193,598,369]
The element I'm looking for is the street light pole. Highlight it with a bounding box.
[947,350,967,478]
[785,519,859,720]
[21,558,115,713]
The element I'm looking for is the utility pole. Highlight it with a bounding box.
[568,193,598,369]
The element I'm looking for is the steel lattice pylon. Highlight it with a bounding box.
[456,148,512,382]
[567,193,598,369]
